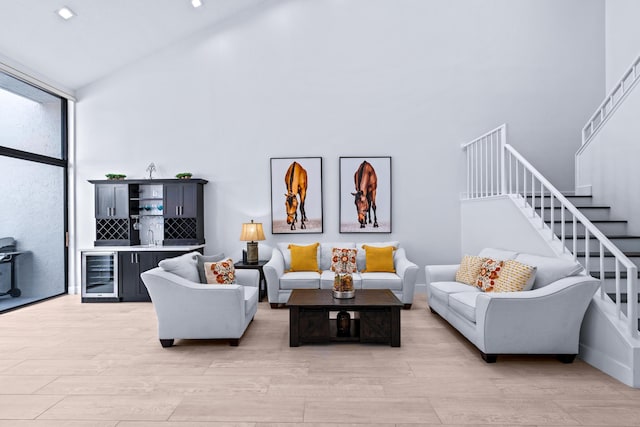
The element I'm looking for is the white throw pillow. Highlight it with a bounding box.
[158,251,201,283]
[514,253,583,289]
[478,248,518,260]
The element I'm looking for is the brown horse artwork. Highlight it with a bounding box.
[284,161,308,230]
[351,161,378,228]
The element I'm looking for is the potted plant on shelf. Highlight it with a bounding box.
[175,172,192,180]
[105,173,126,180]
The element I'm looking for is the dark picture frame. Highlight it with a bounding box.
[270,157,323,234]
[339,156,391,233]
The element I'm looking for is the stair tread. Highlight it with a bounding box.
[569,235,640,239]
[544,220,627,224]
[606,293,640,304]
[535,206,610,210]
[591,271,640,279]
[577,251,640,257]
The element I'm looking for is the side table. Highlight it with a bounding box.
[234,260,267,302]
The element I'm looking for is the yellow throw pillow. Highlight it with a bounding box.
[491,259,536,293]
[288,243,320,272]
[204,258,235,284]
[455,255,487,287]
[361,245,396,273]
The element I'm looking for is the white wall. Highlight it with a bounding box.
[605,0,640,88]
[461,197,557,257]
[576,87,640,235]
[75,0,605,284]
[575,0,640,235]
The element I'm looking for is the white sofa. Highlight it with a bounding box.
[263,241,419,308]
[141,264,259,347]
[425,248,600,363]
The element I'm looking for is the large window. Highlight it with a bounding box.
[0,71,67,312]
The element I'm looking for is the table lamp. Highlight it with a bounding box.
[240,220,265,264]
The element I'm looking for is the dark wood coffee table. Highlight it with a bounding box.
[286,289,402,347]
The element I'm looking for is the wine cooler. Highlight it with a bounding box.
[81,251,118,302]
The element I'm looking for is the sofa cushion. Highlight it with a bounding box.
[244,286,259,317]
[194,252,226,283]
[356,241,399,271]
[320,271,362,290]
[280,271,321,290]
[361,245,396,272]
[429,281,481,305]
[478,248,518,260]
[360,272,402,290]
[514,253,583,289]
[158,251,200,283]
[320,242,355,270]
[288,243,320,272]
[204,258,236,285]
[330,247,358,273]
[455,255,486,287]
[448,292,480,323]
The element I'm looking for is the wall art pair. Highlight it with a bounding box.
[270,156,391,234]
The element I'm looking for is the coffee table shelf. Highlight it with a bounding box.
[286,289,402,347]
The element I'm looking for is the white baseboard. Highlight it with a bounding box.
[575,185,592,196]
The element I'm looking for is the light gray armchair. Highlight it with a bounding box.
[141,267,260,347]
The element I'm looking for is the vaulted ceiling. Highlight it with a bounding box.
[0,0,269,92]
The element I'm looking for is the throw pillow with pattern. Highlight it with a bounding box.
[204,258,236,284]
[331,248,358,273]
[455,255,487,287]
[490,259,537,293]
[476,258,504,292]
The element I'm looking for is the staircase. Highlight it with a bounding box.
[536,195,640,330]
[462,123,640,387]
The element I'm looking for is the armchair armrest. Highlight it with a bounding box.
[425,264,459,285]
[263,248,285,303]
[235,269,259,288]
[475,275,600,354]
[394,248,419,305]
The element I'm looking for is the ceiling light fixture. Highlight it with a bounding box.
[56,6,76,20]
[191,0,203,8]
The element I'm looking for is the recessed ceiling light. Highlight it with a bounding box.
[191,0,203,8]
[56,6,75,20]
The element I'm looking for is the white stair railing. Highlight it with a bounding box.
[462,124,639,337]
[582,54,640,145]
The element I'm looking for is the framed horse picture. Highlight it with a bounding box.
[270,157,323,234]
[339,156,391,233]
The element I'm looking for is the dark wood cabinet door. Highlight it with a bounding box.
[95,184,128,219]
[163,184,182,218]
[119,252,151,302]
[163,183,197,218]
[118,252,139,301]
[180,184,197,218]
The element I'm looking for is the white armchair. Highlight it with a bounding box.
[141,267,260,347]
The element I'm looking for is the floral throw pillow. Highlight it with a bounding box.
[204,258,235,284]
[331,248,358,273]
[476,258,504,292]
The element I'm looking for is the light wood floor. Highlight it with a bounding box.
[1,295,639,426]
